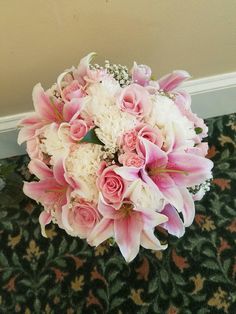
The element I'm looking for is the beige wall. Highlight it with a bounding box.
[1,0,236,116]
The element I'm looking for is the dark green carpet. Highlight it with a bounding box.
[0,113,235,314]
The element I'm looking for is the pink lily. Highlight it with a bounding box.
[23,159,78,236]
[88,192,168,262]
[115,138,213,226]
[18,83,83,145]
[160,204,185,238]
[131,62,152,87]
[158,70,191,92]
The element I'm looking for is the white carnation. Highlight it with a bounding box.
[65,143,103,202]
[82,82,138,150]
[128,179,164,212]
[146,94,195,150]
[40,123,70,164]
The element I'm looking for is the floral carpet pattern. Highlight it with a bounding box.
[0,113,236,314]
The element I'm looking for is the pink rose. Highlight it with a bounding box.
[62,80,85,101]
[118,83,151,119]
[97,165,126,205]
[131,62,152,87]
[65,200,100,238]
[118,129,138,152]
[70,119,88,141]
[119,152,144,168]
[135,124,163,157]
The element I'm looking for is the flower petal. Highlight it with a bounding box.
[98,194,117,218]
[140,229,167,250]
[53,159,67,186]
[168,152,213,186]
[141,137,167,167]
[39,211,52,237]
[179,187,195,227]
[28,159,52,179]
[160,204,185,238]
[158,70,191,92]
[114,212,143,262]
[114,166,140,182]
[32,83,57,121]
[63,98,83,122]
[87,218,113,247]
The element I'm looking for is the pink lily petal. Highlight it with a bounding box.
[87,218,113,247]
[114,166,140,182]
[61,204,73,232]
[17,126,37,145]
[141,210,168,229]
[131,62,152,86]
[167,152,213,186]
[140,229,167,250]
[75,52,96,86]
[141,168,184,211]
[39,211,52,237]
[18,115,41,126]
[160,204,185,238]
[174,90,191,110]
[179,188,195,227]
[33,83,60,122]
[158,70,191,92]
[63,98,83,122]
[53,159,67,186]
[114,212,143,262]
[141,137,167,168]
[23,179,65,205]
[28,159,52,179]
[98,195,117,219]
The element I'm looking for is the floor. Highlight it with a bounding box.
[0,113,235,314]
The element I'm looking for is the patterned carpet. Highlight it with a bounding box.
[0,113,235,314]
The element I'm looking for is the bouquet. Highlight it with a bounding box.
[18,53,213,262]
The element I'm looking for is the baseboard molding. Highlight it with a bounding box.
[183,71,236,95]
[0,72,236,159]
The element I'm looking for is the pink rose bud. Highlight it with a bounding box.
[70,119,88,141]
[135,124,163,157]
[118,129,138,152]
[62,80,85,101]
[97,165,126,205]
[65,200,100,238]
[131,62,152,87]
[118,84,151,119]
[119,152,144,168]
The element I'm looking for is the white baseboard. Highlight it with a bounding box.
[0,72,236,159]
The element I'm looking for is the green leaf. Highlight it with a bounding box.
[202,259,219,270]
[202,248,216,258]
[20,279,32,287]
[58,238,67,254]
[2,270,12,281]
[69,239,78,252]
[210,273,227,283]
[54,259,67,268]
[12,252,21,266]
[195,127,203,134]
[0,252,8,266]
[223,259,231,273]
[148,276,158,293]
[218,162,230,170]
[80,127,104,145]
[47,244,55,260]
[110,280,125,296]
[96,289,108,303]
[173,274,186,286]
[160,269,169,284]
[110,297,125,310]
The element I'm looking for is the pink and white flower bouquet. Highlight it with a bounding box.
[18,53,213,262]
